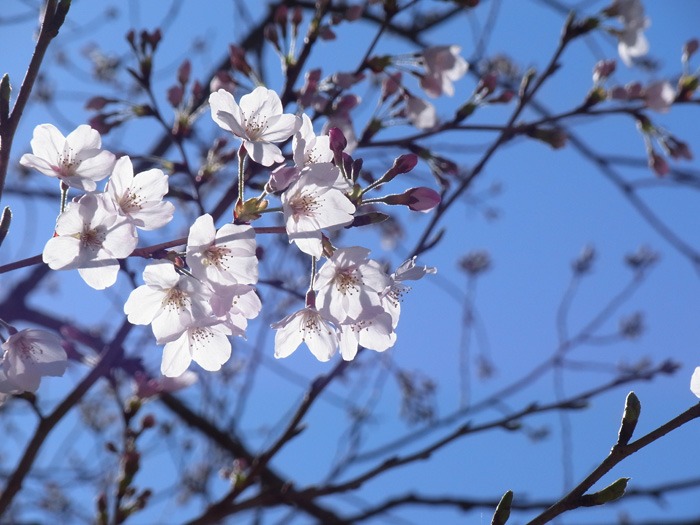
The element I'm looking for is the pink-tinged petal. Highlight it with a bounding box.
[102,220,138,259]
[142,261,180,289]
[66,124,102,151]
[18,153,60,178]
[339,326,359,361]
[129,201,175,230]
[152,305,192,344]
[190,326,231,371]
[124,285,166,325]
[106,156,134,202]
[209,89,247,136]
[305,317,338,362]
[74,150,116,182]
[239,86,283,122]
[161,334,193,377]
[357,312,396,352]
[289,232,323,258]
[272,311,305,358]
[29,124,65,163]
[187,214,216,249]
[131,168,169,200]
[43,236,81,270]
[78,260,120,290]
[261,114,300,143]
[244,140,284,167]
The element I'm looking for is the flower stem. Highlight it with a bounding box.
[59,181,69,214]
[237,145,247,204]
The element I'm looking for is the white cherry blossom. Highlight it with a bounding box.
[161,320,232,377]
[0,329,67,394]
[209,86,300,166]
[381,257,437,327]
[315,246,391,323]
[419,45,469,98]
[105,156,175,230]
[282,163,355,258]
[19,124,116,191]
[42,193,137,290]
[124,261,213,343]
[338,306,396,361]
[272,306,339,362]
[186,214,258,286]
[293,113,333,166]
[404,93,437,130]
[607,0,649,66]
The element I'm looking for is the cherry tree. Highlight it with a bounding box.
[0,0,698,523]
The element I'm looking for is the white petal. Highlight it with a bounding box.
[161,334,193,377]
[190,326,231,371]
[244,140,284,167]
[30,123,65,163]
[272,311,305,358]
[78,260,120,290]
[66,124,102,151]
[124,285,166,325]
[691,367,700,398]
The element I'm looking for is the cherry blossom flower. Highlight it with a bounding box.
[404,93,437,129]
[19,124,116,192]
[282,163,355,257]
[419,45,469,98]
[315,247,391,323]
[134,370,198,399]
[186,214,258,286]
[0,329,67,394]
[381,257,437,327]
[643,80,675,113]
[209,282,263,336]
[105,156,175,230]
[338,307,396,361]
[272,306,339,362]
[43,193,137,290]
[209,86,300,166]
[691,367,700,398]
[124,261,213,343]
[606,0,649,66]
[293,113,333,167]
[161,320,232,377]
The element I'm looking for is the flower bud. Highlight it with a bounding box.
[384,187,441,212]
[328,127,347,160]
[683,38,699,63]
[649,149,669,177]
[383,154,418,183]
[177,59,191,85]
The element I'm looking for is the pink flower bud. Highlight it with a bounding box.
[167,86,183,107]
[649,150,669,177]
[384,187,441,212]
[328,127,347,154]
[177,59,191,85]
[383,153,418,182]
[405,186,441,212]
[593,59,616,83]
[643,80,675,113]
[683,38,699,63]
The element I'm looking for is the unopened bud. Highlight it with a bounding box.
[328,127,347,159]
[177,59,191,85]
[384,187,441,212]
[593,59,616,83]
[648,150,669,177]
[383,153,418,182]
[526,126,567,149]
[683,38,699,63]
